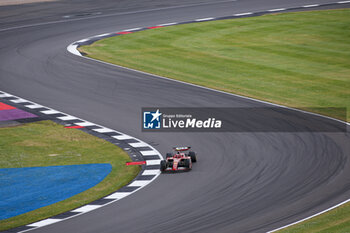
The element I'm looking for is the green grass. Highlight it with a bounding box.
[277,201,350,233]
[80,9,350,122]
[0,120,140,231]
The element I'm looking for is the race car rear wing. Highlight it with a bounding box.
[173,146,191,151]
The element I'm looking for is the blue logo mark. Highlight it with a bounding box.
[143,109,162,129]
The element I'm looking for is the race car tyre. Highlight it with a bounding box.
[160,160,167,171]
[183,159,191,169]
[189,151,197,162]
[166,153,172,158]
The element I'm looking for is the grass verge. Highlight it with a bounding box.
[277,201,350,232]
[80,9,350,122]
[0,120,140,231]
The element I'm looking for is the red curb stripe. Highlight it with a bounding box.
[126,161,146,166]
[117,31,132,35]
[0,102,16,110]
[65,125,84,129]
[148,26,164,29]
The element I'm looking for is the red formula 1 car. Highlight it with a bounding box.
[160,147,197,172]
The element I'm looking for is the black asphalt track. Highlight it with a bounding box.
[0,0,349,232]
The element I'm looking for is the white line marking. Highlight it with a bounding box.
[142,170,160,176]
[267,199,350,232]
[112,135,133,140]
[67,44,82,56]
[268,8,286,12]
[146,160,161,165]
[129,142,149,148]
[10,98,27,103]
[0,93,12,97]
[128,180,152,187]
[338,0,350,3]
[25,104,44,109]
[57,115,78,121]
[41,109,61,115]
[104,192,130,199]
[27,219,62,227]
[71,205,101,213]
[76,38,89,43]
[92,127,115,133]
[123,27,141,31]
[195,17,214,21]
[303,4,319,7]
[234,12,253,16]
[94,33,110,37]
[140,150,159,156]
[157,22,178,26]
[75,121,95,127]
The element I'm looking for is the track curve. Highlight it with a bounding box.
[0,0,349,232]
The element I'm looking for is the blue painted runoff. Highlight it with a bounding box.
[0,163,112,220]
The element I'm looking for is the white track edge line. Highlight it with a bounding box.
[195,17,214,21]
[67,44,82,56]
[267,198,350,232]
[157,22,178,26]
[234,12,253,16]
[268,8,286,12]
[123,27,141,31]
[303,4,320,7]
